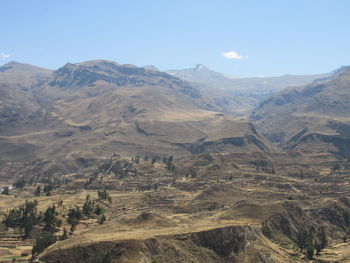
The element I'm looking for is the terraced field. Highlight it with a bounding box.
[1,151,349,262]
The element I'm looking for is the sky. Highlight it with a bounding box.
[1,0,350,77]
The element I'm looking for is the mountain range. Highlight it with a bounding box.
[2,59,350,262]
[251,66,350,158]
[0,60,272,169]
[167,64,331,116]
[1,59,349,169]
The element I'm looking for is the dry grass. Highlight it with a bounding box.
[0,150,349,262]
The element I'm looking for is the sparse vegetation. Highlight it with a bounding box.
[1,9,350,262]
[43,205,62,231]
[67,207,82,232]
[34,185,41,196]
[98,215,106,224]
[250,159,275,173]
[97,190,112,202]
[60,228,69,241]
[3,200,39,237]
[1,186,9,195]
[1,151,350,262]
[13,179,26,189]
[32,231,57,256]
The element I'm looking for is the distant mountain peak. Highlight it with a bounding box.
[1,61,51,71]
[166,64,238,84]
[0,61,52,86]
[2,61,22,67]
[76,59,118,64]
[143,65,159,71]
[194,64,207,70]
[50,59,197,95]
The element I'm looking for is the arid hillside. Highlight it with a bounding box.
[0,60,272,170]
[0,61,350,263]
[1,151,348,262]
[251,67,350,159]
[167,64,329,116]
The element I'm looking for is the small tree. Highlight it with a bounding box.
[43,183,53,196]
[98,214,106,224]
[43,205,61,231]
[343,210,350,227]
[332,163,341,173]
[23,213,36,237]
[34,185,41,196]
[98,189,111,202]
[314,242,322,255]
[32,231,57,256]
[82,195,94,216]
[306,244,314,260]
[13,179,26,189]
[94,205,103,215]
[189,168,197,178]
[67,207,82,232]
[2,186,9,195]
[3,199,39,237]
[319,227,327,249]
[297,229,311,251]
[60,228,69,240]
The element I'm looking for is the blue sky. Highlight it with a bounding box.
[1,0,349,77]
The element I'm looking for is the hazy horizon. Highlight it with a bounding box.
[1,0,350,77]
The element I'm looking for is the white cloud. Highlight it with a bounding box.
[222,51,243,60]
[0,53,11,60]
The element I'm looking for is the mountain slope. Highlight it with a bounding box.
[167,65,330,116]
[0,61,52,89]
[0,60,273,168]
[251,67,350,158]
[0,62,56,134]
